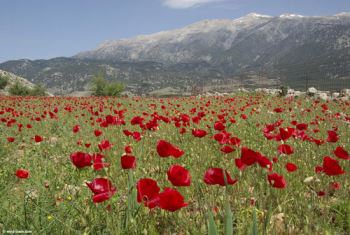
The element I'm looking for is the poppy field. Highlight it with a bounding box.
[1,93,350,234]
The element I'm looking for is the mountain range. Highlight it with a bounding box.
[0,12,349,95]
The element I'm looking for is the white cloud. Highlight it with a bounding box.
[162,0,223,9]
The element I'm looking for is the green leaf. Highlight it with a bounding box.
[208,211,218,235]
[224,202,234,235]
[251,208,259,235]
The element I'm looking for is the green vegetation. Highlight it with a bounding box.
[8,81,47,96]
[30,84,47,96]
[1,94,350,234]
[279,85,288,97]
[8,81,31,96]
[0,74,9,89]
[90,72,124,96]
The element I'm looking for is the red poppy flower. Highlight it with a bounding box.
[124,145,133,154]
[86,178,116,203]
[121,155,136,169]
[16,169,29,179]
[192,129,207,138]
[317,191,326,197]
[322,156,345,176]
[256,154,273,170]
[214,121,225,131]
[131,116,144,125]
[156,140,184,158]
[313,138,325,146]
[273,108,284,113]
[132,132,141,142]
[272,157,278,163]
[105,115,116,125]
[213,131,231,144]
[34,135,43,143]
[334,146,350,160]
[192,116,201,124]
[285,163,298,172]
[179,127,186,134]
[229,137,241,146]
[240,147,259,166]
[315,165,323,173]
[241,114,247,120]
[278,144,294,155]
[123,129,133,136]
[167,165,191,186]
[136,178,160,209]
[72,125,80,133]
[327,130,339,143]
[235,158,246,171]
[220,145,235,154]
[296,123,308,130]
[203,168,237,186]
[94,129,103,137]
[98,140,112,151]
[92,153,110,170]
[158,188,188,212]
[279,127,294,141]
[70,152,93,168]
[330,182,341,190]
[267,173,286,189]
[7,137,15,142]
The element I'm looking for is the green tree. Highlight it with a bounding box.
[91,72,106,96]
[90,72,124,97]
[0,75,8,89]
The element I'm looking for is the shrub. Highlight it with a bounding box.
[9,82,47,96]
[279,85,288,97]
[90,72,124,97]
[91,72,106,96]
[0,75,9,89]
[30,84,47,96]
[8,81,31,96]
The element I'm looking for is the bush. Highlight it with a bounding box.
[0,75,9,89]
[104,82,124,96]
[30,84,47,96]
[8,82,31,96]
[9,82,47,96]
[90,72,124,97]
[279,85,288,97]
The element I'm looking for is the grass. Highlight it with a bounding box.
[0,93,349,234]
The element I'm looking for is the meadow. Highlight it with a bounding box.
[0,93,349,234]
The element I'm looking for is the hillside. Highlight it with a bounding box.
[0,12,349,95]
[0,70,36,95]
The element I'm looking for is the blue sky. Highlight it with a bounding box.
[0,0,349,62]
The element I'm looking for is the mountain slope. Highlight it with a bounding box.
[0,69,36,95]
[75,13,350,68]
[0,12,349,95]
[74,13,274,63]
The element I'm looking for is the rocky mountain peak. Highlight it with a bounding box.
[279,13,305,19]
